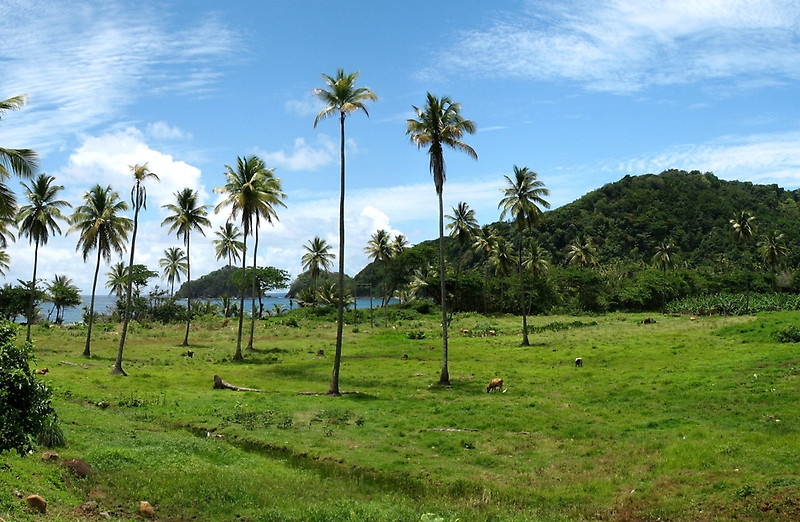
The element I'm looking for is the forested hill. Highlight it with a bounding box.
[531,169,800,268]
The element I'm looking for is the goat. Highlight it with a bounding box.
[486,378,503,393]
[575,357,583,367]
[34,367,49,375]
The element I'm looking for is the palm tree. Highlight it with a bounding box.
[446,202,479,312]
[162,188,211,346]
[69,185,131,356]
[46,274,81,325]
[730,211,756,243]
[365,229,393,307]
[499,166,550,345]
[566,235,598,267]
[472,226,498,314]
[17,174,70,342]
[301,236,335,308]
[112,164,160,376]
[0,95,39,244]
[214,155,285,360]
[159,247,188,296]
[759,231,788,290]
[0,250,9,275]
[652,240,679,312]
[313,69,377,396]
[407,93,476,386]
[490,235,514,310]
[105,262,128,298]
[213,222,244,267]
[730,210,756,312]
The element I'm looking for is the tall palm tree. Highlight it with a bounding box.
[652,240,679,312]
[490,235,514,309]
[162,188,211,346]
[17,174,70,342]
[566,235,598,267]
[523,239,550,276]
[301,236,335,308]
[499,166,550,346]
[730,210,756,312]
[215,155,285,360]
[446,201,479,312]
[69,185,131,356]
[523,239,550,315]
[112,164,159,376]
[407,93,476,386]
[472,226,498,314]
[730,210,756,243]
[159,247,188,297]
[365,229,393,307]
[0,95,39,244]
[213,222,244,267]
[313,69,377,396]
[759,230,788,290]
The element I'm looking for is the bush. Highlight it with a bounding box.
[0,322,55,455]
[775,324,800,343]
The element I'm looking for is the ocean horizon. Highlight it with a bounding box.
[33,293,386,325]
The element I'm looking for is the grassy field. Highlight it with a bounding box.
[1,309,799,521]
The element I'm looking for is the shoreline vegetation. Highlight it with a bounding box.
[2,302,799,521]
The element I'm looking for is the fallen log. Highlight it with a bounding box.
[213,375,265,392]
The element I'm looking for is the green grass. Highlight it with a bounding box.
[2,311,799,520]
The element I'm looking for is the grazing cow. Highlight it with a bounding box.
[460,328,470,335]
[486,378,503,393]
[186,350,194,358]
[34,368,49,375]
[575,357,583,367]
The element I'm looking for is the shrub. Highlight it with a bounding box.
[0,322,55,455]
[775,324,800,343]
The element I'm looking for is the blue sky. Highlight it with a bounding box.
[1,0,800,294]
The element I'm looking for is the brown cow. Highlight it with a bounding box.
[486,378,503,393]
[34,368,49,375]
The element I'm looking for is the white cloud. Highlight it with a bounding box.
[59,127,205,209]
[0,1,236,154]
[259,136,336,171]
[285,97,319,118]
[147,121,191,141]
[426,0,800,93]
[609,131,800,186]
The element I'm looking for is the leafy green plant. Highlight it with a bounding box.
[775,324,800,343]
[0,322,55,454]
[406,329,426,340]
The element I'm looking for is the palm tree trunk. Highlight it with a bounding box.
[26,240,40,342]
[234,231,247,361]
[519,237,529,346]
[25,239,39,342]
[328,113,346,396]
[112,204,140,376]
[247,221,259,350]
[183,234,191,347]
[84,249,102,357]
[437,190,450,386]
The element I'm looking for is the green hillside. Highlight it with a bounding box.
[535,169,800,268]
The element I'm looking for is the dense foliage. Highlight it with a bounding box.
[339,170,800,315]
[0,322,54,455]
